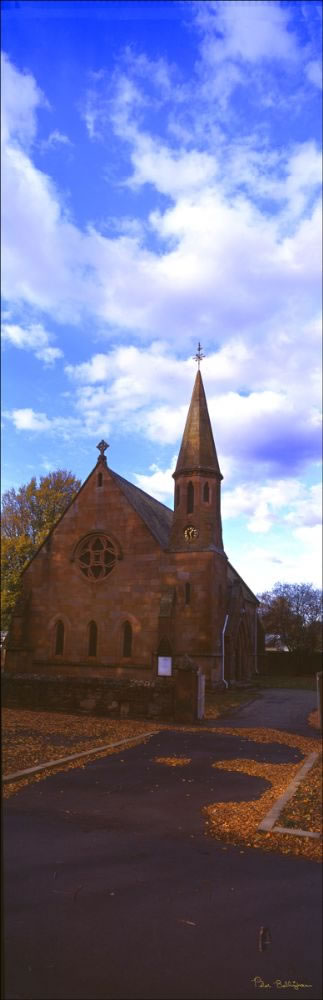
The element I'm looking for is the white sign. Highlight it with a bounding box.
[158,656,172,676]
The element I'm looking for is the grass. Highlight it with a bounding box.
[254,674,317,690]
[279,753,322,834]
[205,687,258,719]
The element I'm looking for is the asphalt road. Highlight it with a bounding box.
[211,687,319,738]
[3,690,322,1000]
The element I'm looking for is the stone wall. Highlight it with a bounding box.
[2,673,175,720]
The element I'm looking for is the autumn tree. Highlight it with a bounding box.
[258,582,322,655]
[1,470,81,629]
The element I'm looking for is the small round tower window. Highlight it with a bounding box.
[76,534,116,580]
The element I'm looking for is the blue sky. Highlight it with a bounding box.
[2,0,322,592]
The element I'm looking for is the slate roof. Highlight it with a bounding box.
[227,561,259,605]
[109,468,173,550]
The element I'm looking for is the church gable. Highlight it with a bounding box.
[27,462,166,589]
[22,458,169,585]
[16,458,170,672]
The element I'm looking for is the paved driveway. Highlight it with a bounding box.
[212,687,318,737]
[3,690,322,1000]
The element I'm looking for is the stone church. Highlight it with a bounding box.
[6,363,259,684]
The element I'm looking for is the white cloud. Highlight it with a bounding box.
[306,60,322,88]
[134,460,321,540]
[2,322,63,365]
[40,130,73,152]
[190,0,301,110]
[220,141,322,222]
[8,409,52,432]
[284,484,322,528]
[64,337,321,479]
[122,47,176,99]
[6,408,81,438]
[194,1,299,65]
[2,53,321,358]
[1,51,48,147]
[222,480,322,535]
[293,523,322,547]
[234,533,322,593]
[2,52,321,527]
[135,458,176,503]
[1,13,321,599]
[127,133,217,196]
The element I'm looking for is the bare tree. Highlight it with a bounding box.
[258,582,322,655]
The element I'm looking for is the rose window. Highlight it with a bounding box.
[77,535,116,580]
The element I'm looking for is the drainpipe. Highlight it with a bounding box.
[221,614,229,688]
[254,607,258,675]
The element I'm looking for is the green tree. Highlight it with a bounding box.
[1,471,81,629]
[258,582,322,655]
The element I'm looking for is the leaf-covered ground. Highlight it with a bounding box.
[205,726,322,863]
[3,710,321,863]
[154,756,192,767]
[308,708,320,730]
[2,691,252,788]
[2,708,162,798]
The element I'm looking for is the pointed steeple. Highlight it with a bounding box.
[174,370,222,479]
[169,367,224,552]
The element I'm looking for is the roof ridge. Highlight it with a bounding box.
[109,468,173,514]
[108,468,172,549]
[227,561,259,604]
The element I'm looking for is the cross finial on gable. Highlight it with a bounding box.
[97,439,109,464]
[193,342,205,370]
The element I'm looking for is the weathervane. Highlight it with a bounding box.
[97,439,109,463]
[193,342,205,370]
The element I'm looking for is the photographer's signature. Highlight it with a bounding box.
[252,977,312,991]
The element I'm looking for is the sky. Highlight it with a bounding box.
[1,0,322,594]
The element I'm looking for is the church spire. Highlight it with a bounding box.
[169,361,224,552]
[174,369,222,479]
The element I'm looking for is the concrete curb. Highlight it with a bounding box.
[2,731,158,783]
[273,825,321,839]
[258,750,320,838]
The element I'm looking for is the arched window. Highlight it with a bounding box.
[203,482,209,503]
[123,621,132,657]
[158,637,172,656]
[55,620,64,656]
[88,621,97,657]
[185,582,191,605]
[187,481,194,514]
[175,485,180,508]
[97,472,103,487]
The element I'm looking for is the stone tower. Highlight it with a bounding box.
[169,369,224,552]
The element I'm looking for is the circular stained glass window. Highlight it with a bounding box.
[77,535,116,580]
